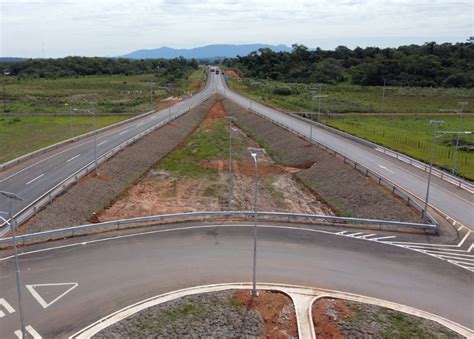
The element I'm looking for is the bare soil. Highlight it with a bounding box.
[98,100,333,221]
[234,290,298,338]
[225,69,241,80]
[312,298,463,338]
[222,98,424,222]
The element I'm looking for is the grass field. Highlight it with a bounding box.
[227,76,473,180]
[1,69,205,114]
[159,116,244,177]
[227,78,474,114]
[0,114,131,162]
[0,69,206,163]
[321,115,474,179]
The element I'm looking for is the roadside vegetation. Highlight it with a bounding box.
[0,68,206,163]
[227,77,474,180]
[224,42,474,88]
[321,115,474,179]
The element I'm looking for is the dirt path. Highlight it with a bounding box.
[98,100,334,221]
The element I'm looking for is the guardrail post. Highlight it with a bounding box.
[378,177,381,185]
[407,197,410,206]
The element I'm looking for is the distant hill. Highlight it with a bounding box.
[119,44,292,59]
[0,57,26,63]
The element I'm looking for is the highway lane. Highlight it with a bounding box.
[215,72,474,229]
[0,224,472,337]
[0,73,216,227]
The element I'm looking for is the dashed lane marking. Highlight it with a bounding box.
[97,140,107,146]
[118,129,129,135]
[25,173,44,186]
[65,154,81,163]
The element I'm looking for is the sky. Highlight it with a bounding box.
[1,0,472,58]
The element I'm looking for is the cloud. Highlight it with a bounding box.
[1,0,471,57]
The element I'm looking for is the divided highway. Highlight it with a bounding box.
[0,73,215,230]
[215,72,473,229]
[0,70,472,233]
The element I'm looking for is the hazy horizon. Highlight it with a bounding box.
[1,0,472,58]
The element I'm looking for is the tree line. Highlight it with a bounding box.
[223,42,474,88]
[0,56,199,81]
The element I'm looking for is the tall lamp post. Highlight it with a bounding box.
[73,108,99,175]
[225,116,237,209]
[423,120,444,219]
[440,101,468,175]
[248,147,264,297]
[0,191,27,338]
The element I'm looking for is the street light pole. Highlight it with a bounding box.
[423,120,444,219]
[0,191,27,338]
[249,147,264,297]
[225,116,237,209]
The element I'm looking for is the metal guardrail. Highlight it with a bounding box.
[0,93,213,234]
[248,109,439,227]
[0,108,160,172]
[290,114,473,193]
[0,210,437,247]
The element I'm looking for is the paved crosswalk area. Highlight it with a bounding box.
[334,229,474,272]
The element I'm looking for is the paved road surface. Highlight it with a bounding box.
[0,224,472,338]
[214,72,473,229]
[0,74,215,227]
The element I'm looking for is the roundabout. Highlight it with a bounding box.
[0,223,472,338]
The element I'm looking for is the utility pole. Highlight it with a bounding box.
[0,191,27,339]
[381,79,387,113]
[248,147,264,297]
[74,107,99,175]
[440,102,468,175]
[423,120,444,219]
[225,116,237,209]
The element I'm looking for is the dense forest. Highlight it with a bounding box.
[0,56,199,81]
[224,42,474,88]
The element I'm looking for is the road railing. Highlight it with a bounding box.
[289,113,473,193]
[246,108,439,227]
[0,210,438,248]
[0,108,159,172]
[0,92,214,234]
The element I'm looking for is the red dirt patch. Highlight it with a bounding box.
[202,101,226,126]
[200,160,302,175]
[312,298,353,339]
[225,69,241,80]
[234,290,298,338]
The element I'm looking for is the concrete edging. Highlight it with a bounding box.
[69,282,473,339]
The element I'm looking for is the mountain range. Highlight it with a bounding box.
[119,44,291,59]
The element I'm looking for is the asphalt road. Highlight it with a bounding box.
[214,72,473,229]
[0,224,472,338]
[0,74,215,229]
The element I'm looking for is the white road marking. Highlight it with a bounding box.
[356,233,376,239]
[370,235,397,241]
[119,129,129,135]
[15,325,42,339]
[135,122,143,127]
[336,231,347,235]
[66,154,81,163]
[378,164,394,174]
[97,140,107,146]
[346,232,364,237]
[25,173,44,186]
[26,283,78,309]
[0,298,15,318]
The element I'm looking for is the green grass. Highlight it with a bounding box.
[321,115,474,180]
[227,76,474,180]
[0,69,206,163]
[159,116,245,177]
[0,114,130,162]
[0,69,205,114]
[228,78,474,114]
